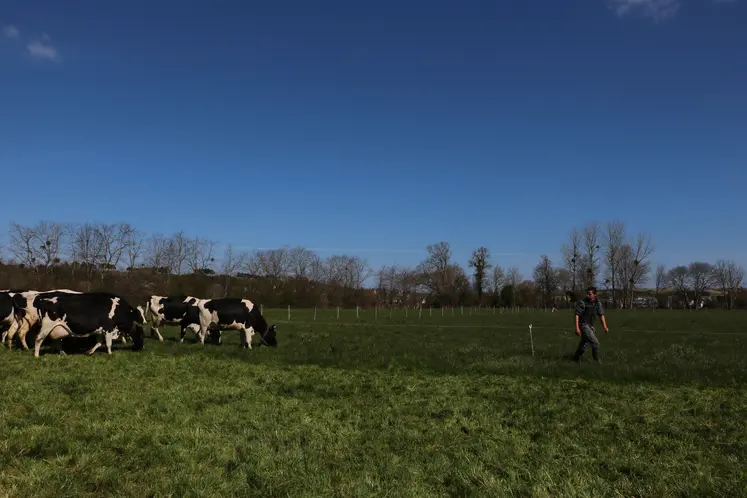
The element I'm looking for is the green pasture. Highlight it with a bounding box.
[0,308,745,497]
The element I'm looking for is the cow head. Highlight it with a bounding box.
[131,324,146,351]
[259,324,277,347]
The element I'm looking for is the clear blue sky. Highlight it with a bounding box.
[1,0,745,283]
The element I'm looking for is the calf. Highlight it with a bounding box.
[33,291,146,358]
[196,298,277,348]
[143,295,202,342]
[6,289,83,350]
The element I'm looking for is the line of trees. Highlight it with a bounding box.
[0,219,744,309]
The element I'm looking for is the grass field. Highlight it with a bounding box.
[1,307,746,497]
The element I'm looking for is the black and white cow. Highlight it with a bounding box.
[32,291,146,358]
[5,289,83,350]
[143,295,202,342]
[196,297,277,348]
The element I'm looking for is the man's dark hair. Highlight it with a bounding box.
[586,286,597,294]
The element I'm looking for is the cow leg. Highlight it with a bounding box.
[151,326,164,342]
[239,326,251,349]
[247,326,255,348]
[179,325,187,343]
[3,320,17,348]
[212,328,222,345]
[17,320,32,350]
[197,310,214,346]
[87,342,102,355]
[5,320,20,349]
[104,332,114,354]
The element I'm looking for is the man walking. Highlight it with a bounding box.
[573,286,609,363]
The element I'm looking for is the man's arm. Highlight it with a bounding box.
[596,300,609,332]
[574,301,584,335]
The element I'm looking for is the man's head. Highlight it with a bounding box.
[586,286,598,301]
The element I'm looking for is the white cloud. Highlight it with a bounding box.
[607,0,681,21]
[27,39,60,62]
[2,24,20,39]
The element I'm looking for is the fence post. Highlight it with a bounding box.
[356,306,359,319]
[337,306,340,320]
[313,306,317,321]
[287,305,290,321]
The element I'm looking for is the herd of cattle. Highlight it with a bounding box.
[0,288,278,357]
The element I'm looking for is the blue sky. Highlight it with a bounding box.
[1,0,745,283]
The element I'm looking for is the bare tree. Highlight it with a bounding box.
[561,227,583,297]
[688,262,715,308]
[377,264,399,306]
[347,256,372,289]
[468,246,491,304]
[8,222,37,268]
[417,242,455,304]
[395,267,419,307]
[144,233,171,273]
[667,265,690,308]
[451,265,471,305]
[532,255,559,307]
[307,256,328,283]
[220,244,248,296]
[325,255,371,289]
[185,236,217,274]
[654,264,667,306]
[506,266,521,308]
[125,228,145,271]
[556,268,573,306]
[287,246,318,279]
[69,222,105,288]
[251,248,292,279]
[96,223,134,271]
[583,221,602,288]
[11,221,66,272]
[616,233,654,308]
[166,232,191,275]
[714,260,745,310]
[490,265,505,302]
[604,220,626,307]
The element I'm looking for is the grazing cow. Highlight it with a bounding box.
[196,297,277,348]
[6,289,83,350]
[143,295,202,342]
[32,291,146,358]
